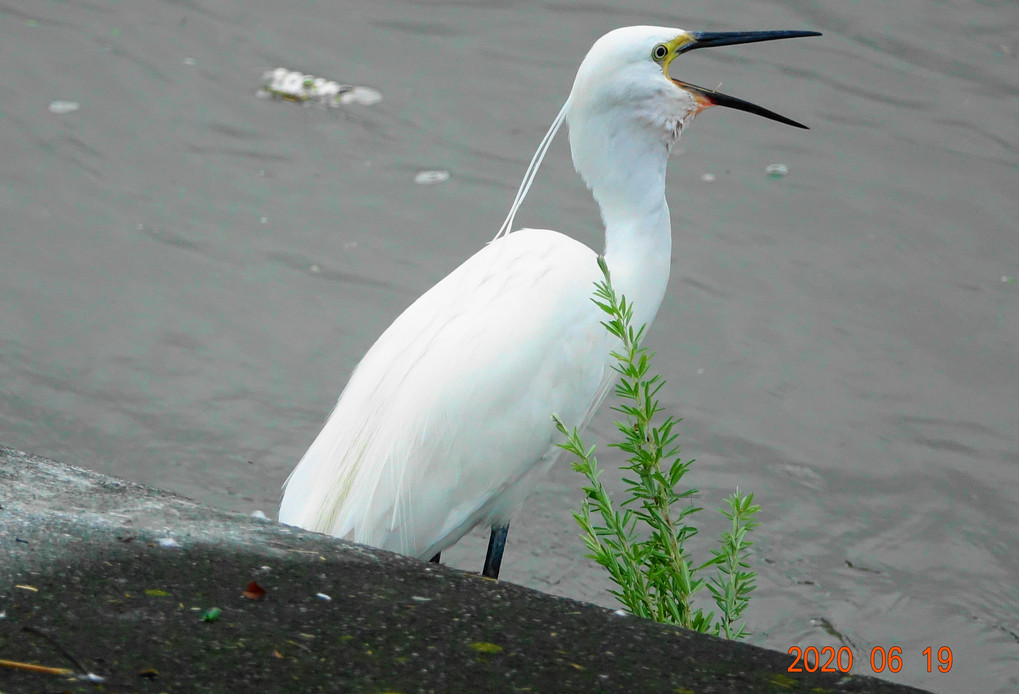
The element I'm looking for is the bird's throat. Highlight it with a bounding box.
[567,99,678,332]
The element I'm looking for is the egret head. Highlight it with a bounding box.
[494,25,819,240]
[567,25,819,152]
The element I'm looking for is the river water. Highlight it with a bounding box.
[2,1,1016,691]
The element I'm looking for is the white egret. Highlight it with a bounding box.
[280,25,820,578]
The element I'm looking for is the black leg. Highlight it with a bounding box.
[482,522,510,579]
[429,552,441,564]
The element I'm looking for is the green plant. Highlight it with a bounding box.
[554,256,760,638]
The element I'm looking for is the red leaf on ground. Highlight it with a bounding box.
[242,581,266,600]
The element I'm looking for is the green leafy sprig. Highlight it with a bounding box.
[554,256,760,638]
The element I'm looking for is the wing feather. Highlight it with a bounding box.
[279,229,612,558]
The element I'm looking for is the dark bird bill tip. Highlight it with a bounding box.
[685,30,823,52]
[674,79,811,129]
[673,30,821,128]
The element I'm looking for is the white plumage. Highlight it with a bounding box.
[280,25,817,572]
[281,228,608,560]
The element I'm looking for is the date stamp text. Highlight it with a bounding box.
[787,645,953,674]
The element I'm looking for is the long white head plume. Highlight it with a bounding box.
[492,100,569,240]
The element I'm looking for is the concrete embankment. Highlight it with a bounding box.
[0,446,928,693]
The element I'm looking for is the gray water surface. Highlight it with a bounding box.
[2,1,1017,691]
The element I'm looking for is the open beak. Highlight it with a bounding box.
[670,30,821,129]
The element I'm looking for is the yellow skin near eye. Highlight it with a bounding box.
[654,33,715,111]
[652,33,697,75]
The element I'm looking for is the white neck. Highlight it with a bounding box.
[569,110,673,332]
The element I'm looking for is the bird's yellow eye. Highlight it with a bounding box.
[652,43,669,61]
